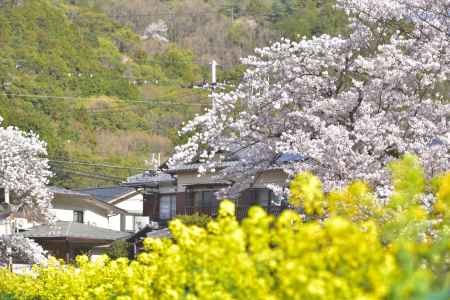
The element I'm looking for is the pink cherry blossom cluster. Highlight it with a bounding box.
[0,116,52,264]
[170,0,449,197]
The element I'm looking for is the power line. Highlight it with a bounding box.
[105,10,276,19]
[49,159,148,171]
[53,167,125,183]
[0,92,207,107]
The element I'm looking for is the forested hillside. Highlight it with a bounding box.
[0,0,348,187]
[78,0,348,66]
[0,0,211,187]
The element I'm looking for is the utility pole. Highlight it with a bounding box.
[146,153,161,171]
[211,60,217,90]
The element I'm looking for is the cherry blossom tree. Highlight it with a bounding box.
[170,0,449,196]
[0,116,52,264]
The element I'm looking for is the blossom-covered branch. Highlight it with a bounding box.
[170,0,449,195]
[0,116,52,264]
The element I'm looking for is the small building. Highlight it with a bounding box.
[49,187,127,230]
[76,186,152,232]
[19,187,133,263]
[23,221,130,262]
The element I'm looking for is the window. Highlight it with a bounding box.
[73,210,84,223]
[192,190,218,208]
[159,195,176,220]
[255,189,271,207]
[242,188,280,207]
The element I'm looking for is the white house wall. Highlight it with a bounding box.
[114,194,143,214]
[84,210,109,228]
[50,208,74,222]
[108,214,121,231]
[51,197,110,229]
[125,215,134,231]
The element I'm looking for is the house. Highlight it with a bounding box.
[124,153,304,225]
[48,187,127,230]
[124,171,176,225]
[76,186,152,232]
[22,187,134,262]
[2,187,133,233]
[23,221,130,262]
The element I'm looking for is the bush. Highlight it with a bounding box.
[0,156,448,299]
[104,240,131,260]
[175,213,212,228]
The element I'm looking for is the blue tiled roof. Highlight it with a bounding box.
[76,186,136,203]
[429,138,444,147]
[276,153,307,164]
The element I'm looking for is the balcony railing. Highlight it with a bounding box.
[184,206,218,217]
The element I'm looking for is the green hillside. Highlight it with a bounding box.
[0,0,210,187]
[0,0,349,188]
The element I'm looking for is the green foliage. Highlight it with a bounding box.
[154,44,202,84]
[388,154,426,207]
[105,240,131,260]
[0,157,448,299]
[0,0,210,187]
[273,0,349,39]
[176,213,212,228]
[289,172,325,215]
[221,0,349,40]
[0,0,352,188]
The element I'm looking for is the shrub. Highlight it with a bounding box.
[104,240,131,260]
[0,156,448,299]
[175,213,211,228]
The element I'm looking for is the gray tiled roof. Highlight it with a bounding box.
[165,153,305,174]
[146,228,171,239]
[125,171,175,186]
[49,187,91,198]
[166,161,239,173]
[76,186,136,203]
[23,221,131,240]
